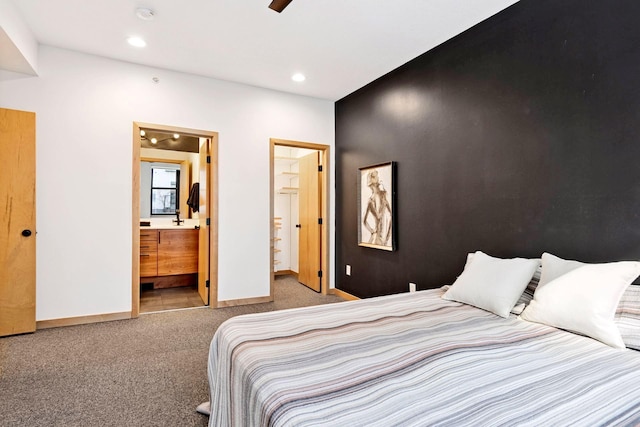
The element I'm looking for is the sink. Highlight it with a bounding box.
[139,218,199,229]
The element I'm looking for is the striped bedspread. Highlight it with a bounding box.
[207,288,640,426]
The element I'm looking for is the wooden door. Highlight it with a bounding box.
[0,108,36,336]
[198,138,210,304]
[298,152,321,292]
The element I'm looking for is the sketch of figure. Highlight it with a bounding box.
[362,169,392,246]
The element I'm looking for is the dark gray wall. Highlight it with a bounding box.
[335,0,640,298]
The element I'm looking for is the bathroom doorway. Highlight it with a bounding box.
[270,138,330,297]
[132,122,219,317]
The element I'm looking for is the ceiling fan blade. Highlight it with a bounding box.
[269,0,293,13]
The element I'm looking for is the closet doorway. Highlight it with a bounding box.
[270,139,330,296]
[132,122,219,317]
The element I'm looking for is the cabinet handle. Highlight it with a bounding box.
[140,254,150,257]
[141,245,149,249]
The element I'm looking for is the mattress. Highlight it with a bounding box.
[207,287,640,426]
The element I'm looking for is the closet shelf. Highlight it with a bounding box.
[274,156,299,166]
[272,215,282,270]
[278,172,299,179]
[278,187,299,194]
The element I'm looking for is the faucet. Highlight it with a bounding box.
[173,209,184,226]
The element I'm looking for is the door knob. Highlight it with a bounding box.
[296,224,301,228]
[22,229,32,237]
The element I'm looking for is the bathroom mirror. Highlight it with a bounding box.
[139,130,201,219]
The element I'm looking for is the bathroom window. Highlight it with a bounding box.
[151,167,180,215]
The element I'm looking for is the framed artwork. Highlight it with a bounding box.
[358,161,397,251]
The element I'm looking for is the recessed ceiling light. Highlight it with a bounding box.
[140,130,146,137]
[135,7,156,21]
[173,133,180,139]
[127,36,146,48]
[292,73,306,82]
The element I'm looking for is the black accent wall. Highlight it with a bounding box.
[335,0,640,298]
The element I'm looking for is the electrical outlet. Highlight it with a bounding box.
[346,265,351,276]
[409,282,417,293]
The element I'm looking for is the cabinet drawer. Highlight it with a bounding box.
[140,230,158,242]
[140,230,158,277]
[140,240,158,252]
[140,251,158,277]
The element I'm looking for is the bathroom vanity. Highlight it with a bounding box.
[140,225,199,288]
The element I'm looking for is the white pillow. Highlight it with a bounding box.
[537,252,584,289]
[461,252,541,315]
[520,260,640,349]
[442,251,539,318]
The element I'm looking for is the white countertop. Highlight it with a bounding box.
[140,218,200,229]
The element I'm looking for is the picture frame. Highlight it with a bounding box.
[358,161,397,251]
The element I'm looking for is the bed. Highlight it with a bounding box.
[204,252,640,426]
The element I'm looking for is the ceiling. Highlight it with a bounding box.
[10,0,519,101]
[140,130,200,153]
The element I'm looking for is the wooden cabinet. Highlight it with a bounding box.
[140,230,158,277]
[140,228,198,278]
[158,229,199,276]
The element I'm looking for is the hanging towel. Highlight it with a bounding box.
[187,182,200,213]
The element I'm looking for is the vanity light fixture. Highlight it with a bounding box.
[292,73,306,82]
[127,36,147,48]
[141,132,180,145]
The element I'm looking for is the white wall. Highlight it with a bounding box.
[0,46,335,321]
[0,0,38,75]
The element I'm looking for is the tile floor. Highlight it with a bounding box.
[140,285,206,313]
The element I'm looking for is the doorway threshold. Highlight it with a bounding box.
[139,305,209,316]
